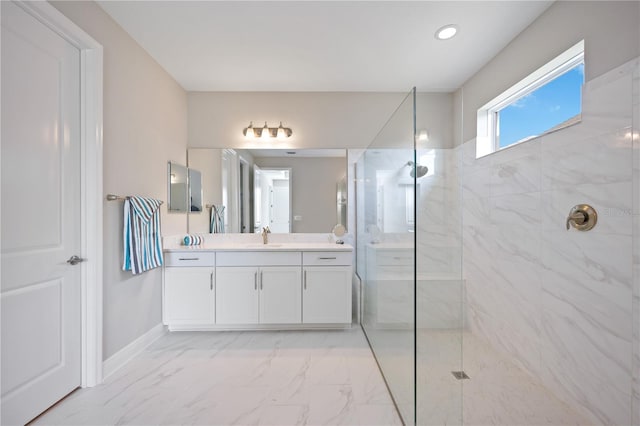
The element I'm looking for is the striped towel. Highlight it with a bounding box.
[123,196,163,275]
[210,205,225,233]
[183,234,204,246]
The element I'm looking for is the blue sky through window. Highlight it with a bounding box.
[498,63,584,148]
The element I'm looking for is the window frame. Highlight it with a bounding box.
[476,40,585,158]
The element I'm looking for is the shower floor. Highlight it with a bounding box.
[417,330,593,425]
[361,325,593,425]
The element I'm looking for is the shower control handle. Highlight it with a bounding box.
[566,211,586,228]
[566,204,597,231]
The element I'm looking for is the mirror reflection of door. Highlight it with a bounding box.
[270,179,290,232]
[238,157,251,233]
[253,164,262,231]
[254,167,291,233]
[336,176,347,227]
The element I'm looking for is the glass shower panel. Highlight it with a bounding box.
[414,143,463,425]
[633,57,639,426]
[358,89,416,425]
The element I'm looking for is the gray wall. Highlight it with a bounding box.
[457,0,640,143]
[188,91,453,150]
[52,1,188,360]
[187,91,454,150]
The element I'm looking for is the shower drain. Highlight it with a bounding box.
[451,371,470,380]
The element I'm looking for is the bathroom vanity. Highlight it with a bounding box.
[162,242,353,331]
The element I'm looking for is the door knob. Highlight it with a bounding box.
[66,255,86,265]
[566,204,597,231]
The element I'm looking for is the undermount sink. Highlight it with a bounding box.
[244,244,283,248]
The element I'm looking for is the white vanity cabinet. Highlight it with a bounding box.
[259,266,302,324]
[215,251,302,325]
[302,252,352,324]
[163,252,216,325]
[163,246,352,330]
[215,266,259,324]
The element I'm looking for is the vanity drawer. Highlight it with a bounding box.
[216,251,301,267]
[303,251,352,266]
[164,251,215,267]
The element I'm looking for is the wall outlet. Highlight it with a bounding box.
[294,215,302,221]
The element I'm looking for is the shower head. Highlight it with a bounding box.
[407,161,428,178]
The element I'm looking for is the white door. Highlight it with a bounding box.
[1,2,82,425]
[216,267,259,324]
[259,267,301,324]
[270,179,290,233]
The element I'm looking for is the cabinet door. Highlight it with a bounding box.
[259,266,301,324]
[216,266,259,324]
[164,267,215,325]
[303,266,352,324]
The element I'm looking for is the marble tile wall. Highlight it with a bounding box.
[462,58,639,425]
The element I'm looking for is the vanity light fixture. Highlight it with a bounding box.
[417,129,429,141]
[243,121,293,140]
[435,24,458,40]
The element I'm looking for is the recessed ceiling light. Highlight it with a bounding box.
[435,25,458,40]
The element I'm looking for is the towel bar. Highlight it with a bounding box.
[106,194,164,204]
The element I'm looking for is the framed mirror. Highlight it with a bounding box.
[167,161,188,212]
[188,168,203,212]
[187,148,347,234]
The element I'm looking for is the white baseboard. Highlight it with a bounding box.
[102,323,166,380]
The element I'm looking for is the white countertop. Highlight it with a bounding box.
[164,242,353,252]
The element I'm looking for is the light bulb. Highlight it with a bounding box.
[244,122,254,139]
[261,122,270,139]
[277,122,286,140]
[435,24,458,40]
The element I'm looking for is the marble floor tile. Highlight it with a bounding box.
[33,328,400,426]
[34,327,597,426]
[416,330,591,426]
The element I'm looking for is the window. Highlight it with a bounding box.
[476,40,584,158]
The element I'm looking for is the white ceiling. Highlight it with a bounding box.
[97,1,553,92]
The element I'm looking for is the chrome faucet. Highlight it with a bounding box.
[261,226,271,244]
